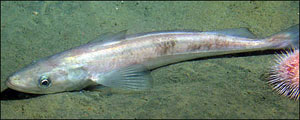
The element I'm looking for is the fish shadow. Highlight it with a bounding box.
[0,88,43,100]
[0,85,111,100]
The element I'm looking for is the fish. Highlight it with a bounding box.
[6,25,299,94]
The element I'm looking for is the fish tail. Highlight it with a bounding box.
[265,24,299,49]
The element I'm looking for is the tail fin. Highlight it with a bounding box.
[266,24,299,49]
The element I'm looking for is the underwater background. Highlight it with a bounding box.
[1,1,299,119]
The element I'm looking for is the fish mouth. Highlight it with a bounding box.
[6,79,16,89]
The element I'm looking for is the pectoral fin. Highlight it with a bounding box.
[93,64,153,90]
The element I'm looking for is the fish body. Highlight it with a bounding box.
[7,25,299,94]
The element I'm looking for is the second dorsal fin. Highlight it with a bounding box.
[208,28,256,39]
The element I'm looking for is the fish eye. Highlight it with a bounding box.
[38,75,51,88]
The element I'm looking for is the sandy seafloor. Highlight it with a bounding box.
[1,1,299,119]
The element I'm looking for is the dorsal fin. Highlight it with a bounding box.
[88,30,128,44]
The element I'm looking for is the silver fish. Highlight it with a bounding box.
[6,25,299,94]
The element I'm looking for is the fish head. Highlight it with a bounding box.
[6,59,90,94]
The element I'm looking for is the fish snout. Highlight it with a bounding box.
[6,74,27,90]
